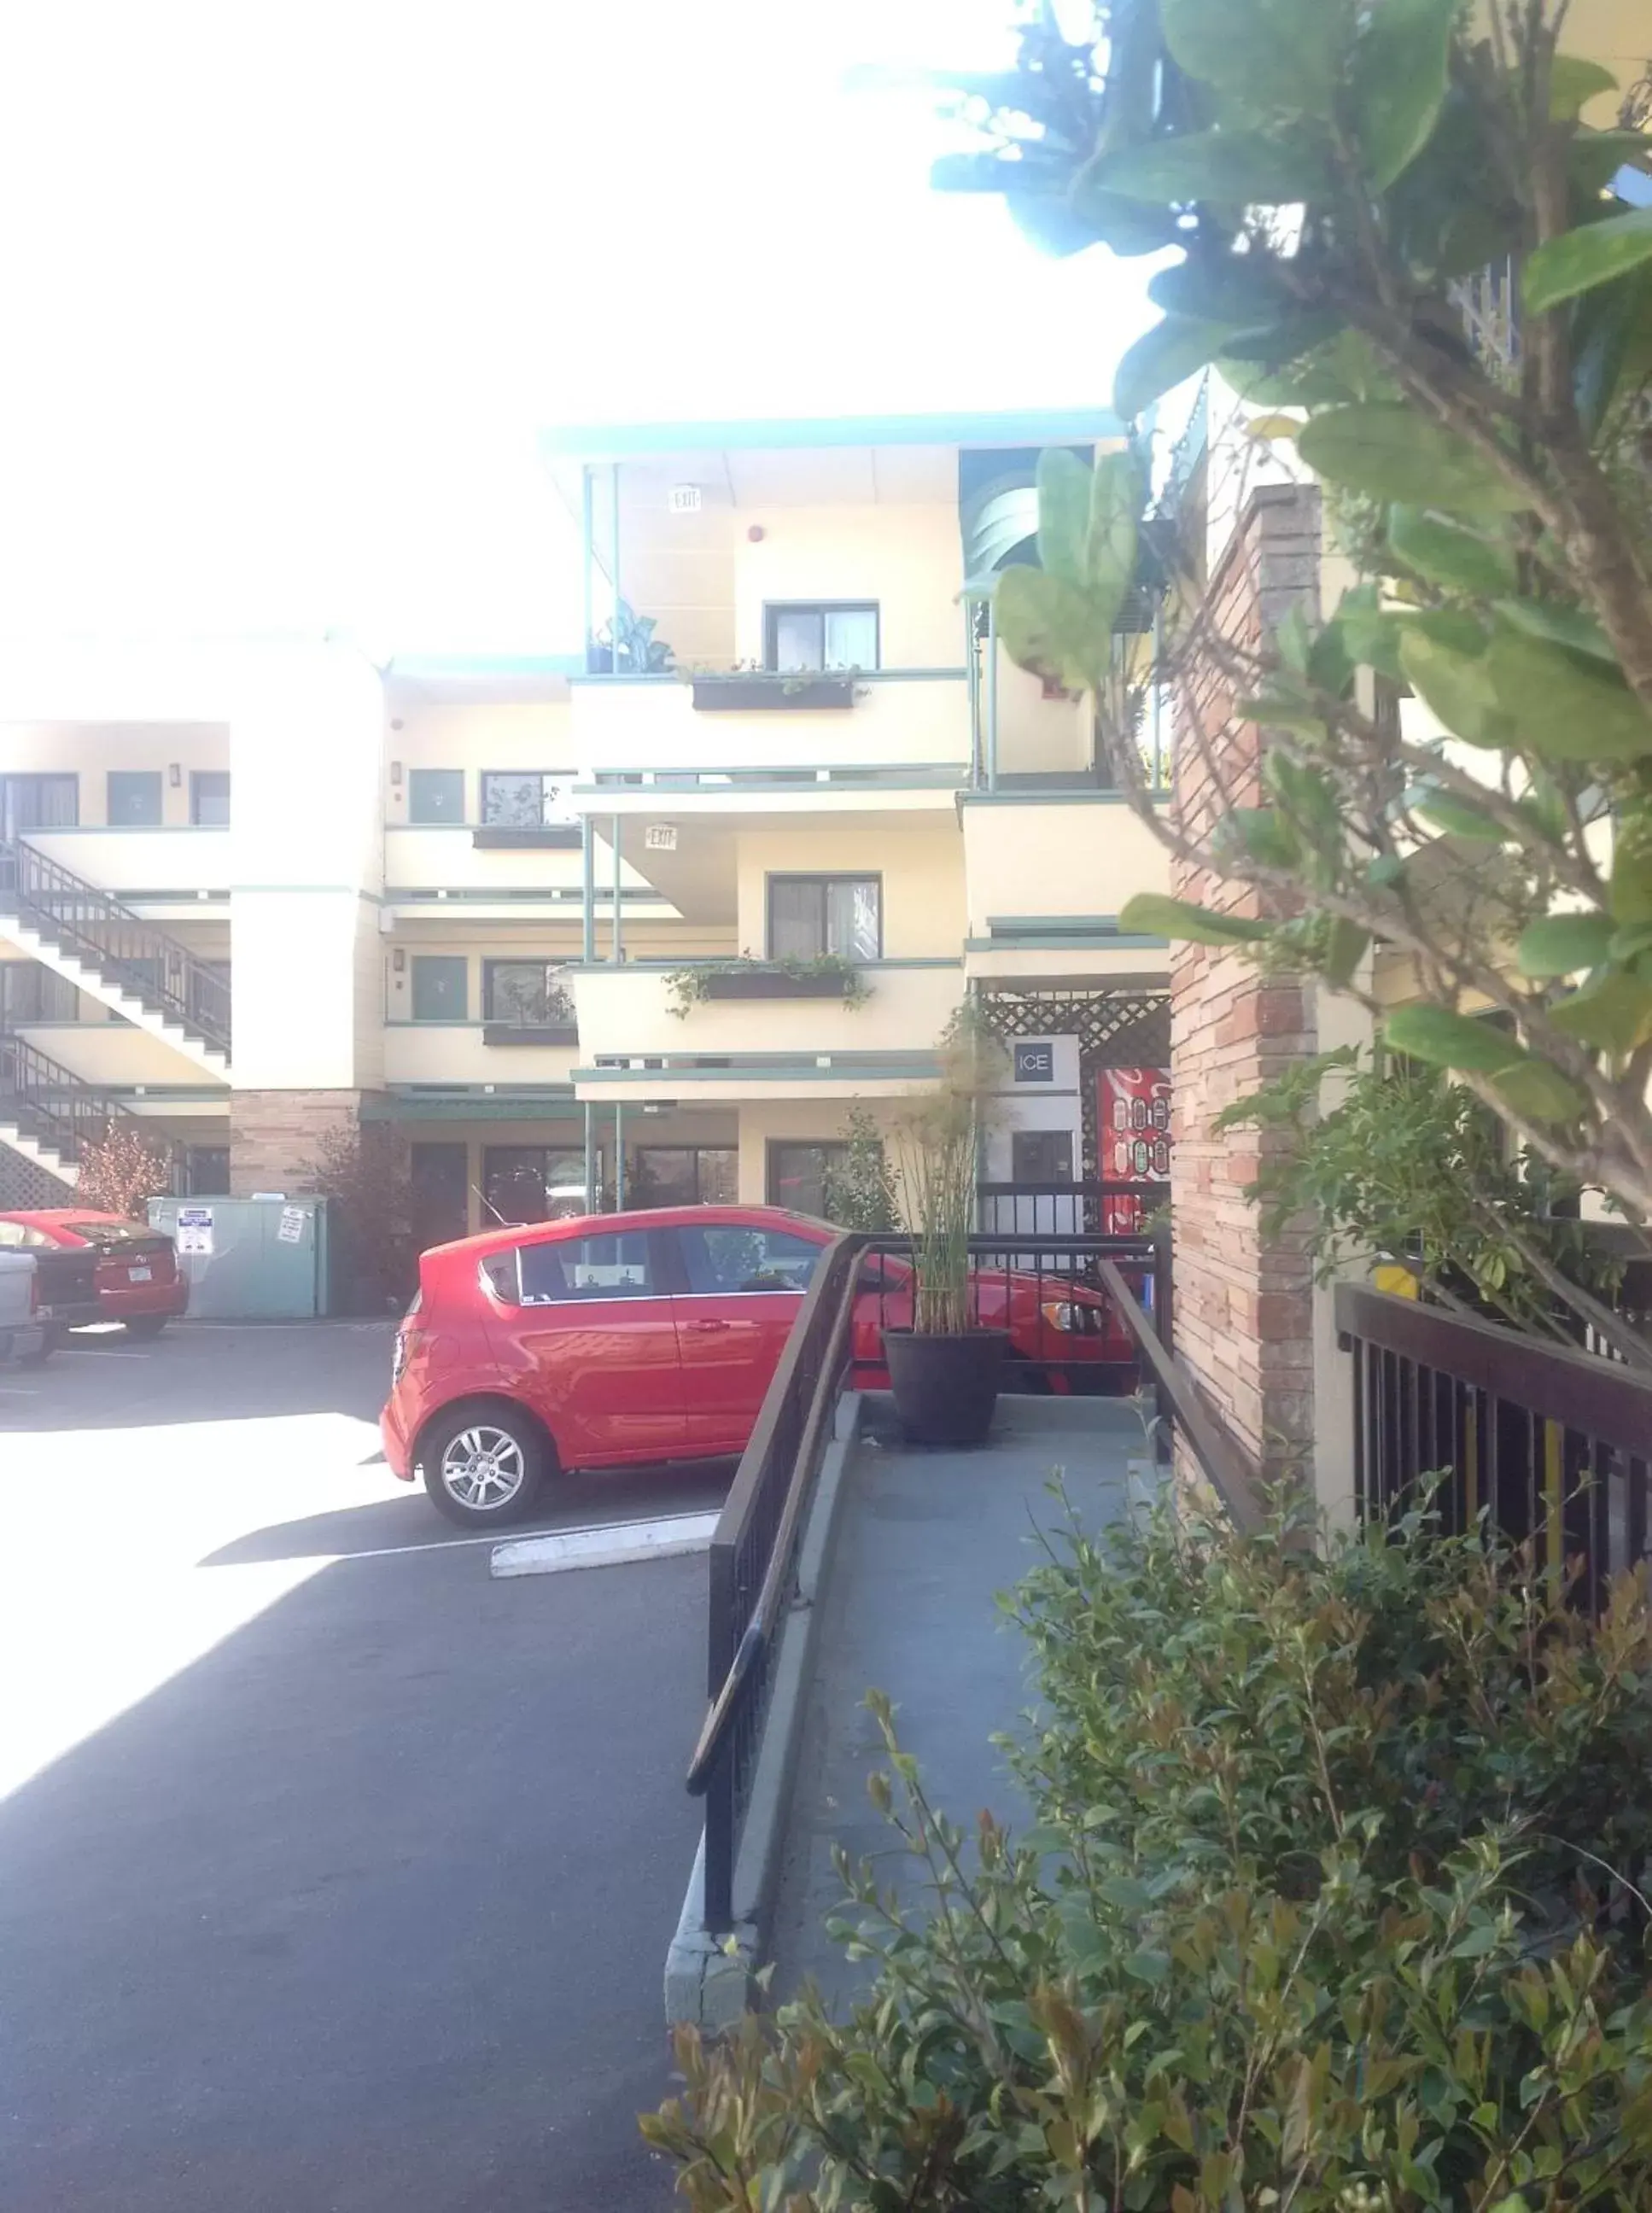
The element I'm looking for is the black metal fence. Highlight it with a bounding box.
[1337,1282,1652,1611]
[976,1179,1170,1241]
[0,837,231,1053]
[0,1031,133,1163]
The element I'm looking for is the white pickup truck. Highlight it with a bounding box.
[0,1247,50,1365]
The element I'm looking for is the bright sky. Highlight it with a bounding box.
[0,0,1150,655]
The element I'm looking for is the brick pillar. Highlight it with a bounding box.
[1171,485,1321,1490]
[229,1090,368,1197]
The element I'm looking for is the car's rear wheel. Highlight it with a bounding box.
[419,1401,550,1528]
[123,1316,169,1340]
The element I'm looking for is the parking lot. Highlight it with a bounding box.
[0,1322,727,2211]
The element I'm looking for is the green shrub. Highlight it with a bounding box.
[644,1501,1652,2210]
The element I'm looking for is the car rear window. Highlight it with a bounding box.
[478,1252,519,1303]
[61,1220,155,1247]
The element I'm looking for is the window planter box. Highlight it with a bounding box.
[470,826,582,851]
[699,969,855,1001]
[482,1022,580,1048]
[690,676,855,713]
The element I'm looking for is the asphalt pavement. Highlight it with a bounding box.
[0,1321,725,2211]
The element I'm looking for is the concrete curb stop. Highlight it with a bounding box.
[663,1389,864,2030]
[490,1510,719,1579]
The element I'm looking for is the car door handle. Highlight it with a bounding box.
[686,1317,730,1332]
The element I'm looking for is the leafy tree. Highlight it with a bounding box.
[76,1123,172,1219]
[1216,1047,1647,1365]
[305,1121,415,1309]
[820,1106,902,1232]
[937,0,1652,1221]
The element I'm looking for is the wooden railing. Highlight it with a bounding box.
[1336,1284,1652,1611]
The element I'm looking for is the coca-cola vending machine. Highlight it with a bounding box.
[1097,1067,1171,1235]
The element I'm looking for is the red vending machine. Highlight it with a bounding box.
[1096,1067,1172,1235]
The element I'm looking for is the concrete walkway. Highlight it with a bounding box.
[769,1392,1147,2008]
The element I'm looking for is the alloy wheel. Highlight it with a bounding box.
[440,1424,527,1509]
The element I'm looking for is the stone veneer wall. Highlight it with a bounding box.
[1171,483,1322,1489]
[229,1090,370,1196]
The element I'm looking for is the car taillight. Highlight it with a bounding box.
[1040,1299,1106,1334]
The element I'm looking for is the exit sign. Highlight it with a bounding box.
[668,484,702,514]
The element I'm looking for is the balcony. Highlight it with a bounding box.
[21,826,232,904]
[381,1022,581,1087]
[568,960,963,1098]
[569,669,970,789]
[960,793,1172,980]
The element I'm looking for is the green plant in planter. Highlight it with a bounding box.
[663,953,871,1019]
[889,1006,1007,1334]
[588,598,674,674]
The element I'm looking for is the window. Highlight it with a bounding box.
[0,774,78,836]
[191,772,231,826]
[480,771,575,828]
[184,1146,229,1196]
[482,960,575,1027]
[518,1230,656,1303]
[483,1146,587,1225]
[764,603,879,673]
[633,1146,738,1207]
[0,1222,55,1247]
[411,955,468,1021]
[768,876,880,962]
[1012,1130,1074,1183]
[108,771,162,826]
[408,768,465,824]
[767,1141,848,1220]
[680,1224,822,1296]
[0,961,79,1023]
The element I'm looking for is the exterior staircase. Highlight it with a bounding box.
[0,1031,145,1191]
[0,837,231,1079]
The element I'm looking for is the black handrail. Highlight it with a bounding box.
[686,1226,1265,1935]
[0,1031,136,1164]
[0,837,231,1054]
[1337,1283,1652,1612]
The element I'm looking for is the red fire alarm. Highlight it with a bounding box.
[747,524,766,543]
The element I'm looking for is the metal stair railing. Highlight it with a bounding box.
[0,836,231,1054]
[0,1030,137,1167]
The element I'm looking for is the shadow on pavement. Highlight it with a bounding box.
[201,1457,738,1567]
[0,1528,703,2213]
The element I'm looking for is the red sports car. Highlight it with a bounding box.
[0,1210,189,1338]
[382,1204,1139,1527]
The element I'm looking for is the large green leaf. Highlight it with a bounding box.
[1298,406,1529,512]
[1036,450,1092,591]
[1515,912,1615,978]
[1091,130,1331,208]
[1323,916,1370,988]
[1398,631,1514,747]
[1060,172,1186,258]
[1524,208,1652,317]
[1085,450,1142,624]
[1548,972,1652,1055]
[1404,784,1509,843]
[1148,257,1287,326]
[1159,0,1347,118]
[1387,507,1516,597]
[993,568,1113,697]
[1609,815,1652,927]
[1349,0,1456,188]
[1491,598,1615,664]
[1212,806,1303,870]
[1485,634,1652,762]
[1382,1006,1521,1073]
[1491,1059,1591,1126]
[1549,56,1619,120]
[1113,315,1234,421]
[1118,893,1273,947]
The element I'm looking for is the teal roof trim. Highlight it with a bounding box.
[543,407,1126,458]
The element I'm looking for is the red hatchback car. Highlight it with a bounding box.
[0,1210,190,1338]
[382,1204,1136,1527]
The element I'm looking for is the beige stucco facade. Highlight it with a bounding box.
[1,412,1173,1223]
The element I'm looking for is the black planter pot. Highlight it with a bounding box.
[884,1328,1008,1447]
[700,969,851,1001]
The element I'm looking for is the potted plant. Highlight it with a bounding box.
[883,1008,1008,1446]
[664,954,870,1017]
